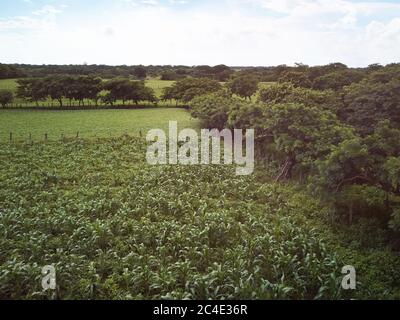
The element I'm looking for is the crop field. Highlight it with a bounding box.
[0,108,198,141]
[1,136,399,299]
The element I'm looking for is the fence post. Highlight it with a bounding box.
[76,132,79,139]
[9,132,12,142]
[45,133,48,141]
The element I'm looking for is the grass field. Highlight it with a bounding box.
[0,79,17,91]
[146,79,175,98]
[0,108,198,141]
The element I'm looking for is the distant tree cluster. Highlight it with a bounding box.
[227,75,259,100]
[161,78,222,104]
[0,64,25,79]
[1,62,390,90]
[16,76,157,107]
[2,63,235,81]
[102,78,156,106]
[160,74,261,104]
[5,64,149,79]
[234,62,372,91]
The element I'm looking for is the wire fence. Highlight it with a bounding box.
[1,100,184,109]
[1,130,145,144]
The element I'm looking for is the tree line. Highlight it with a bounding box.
[0,64,25,79]
[3,76,157,107]
[0,63,234,81]
[2,62,392,84]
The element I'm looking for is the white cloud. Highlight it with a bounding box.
[169,0,188,4]
[0,1,399,66]
[32,5,62,16]
[0,5,62,32]
[140,0,158,6]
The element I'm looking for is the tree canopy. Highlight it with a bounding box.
[0,89,13,107]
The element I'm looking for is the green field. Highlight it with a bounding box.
[0,108,198,141]
[146,79,175,98]
[0,79,17,91]
[1,137,399,299]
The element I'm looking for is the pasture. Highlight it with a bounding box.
[0,108,198,141]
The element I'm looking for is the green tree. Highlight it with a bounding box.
[162,78,222,104]
[340,73,400,135]
[312,69,365,91]
[0,64,25,79]
[81,76,103,106]
[258,82,341,113]
[189,90,238,129]
[133,66,147,80]
[103,78,134,105]
[0,89,13,107]
[312,121,400,226]
[278,71,312,88]
[227,75,259,100]
[45,76,66,107]
[16,78,48,106]
[228,102,352,180]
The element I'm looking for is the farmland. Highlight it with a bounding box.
[1,136,399,299]
[1,63,400,300]
[0,108,197,142]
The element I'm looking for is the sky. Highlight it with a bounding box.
[0,0,399,67]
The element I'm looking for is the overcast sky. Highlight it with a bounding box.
[0,0,399,67]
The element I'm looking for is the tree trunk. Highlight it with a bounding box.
[275,156,296,182]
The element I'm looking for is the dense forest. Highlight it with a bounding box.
[0,62,387,82]
[187,63,400,249]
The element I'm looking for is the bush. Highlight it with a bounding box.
[189,90,240,129]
